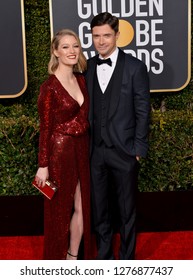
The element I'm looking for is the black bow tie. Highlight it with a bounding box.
[97,57,112,66]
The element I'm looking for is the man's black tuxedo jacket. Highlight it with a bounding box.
[85,49,150,158]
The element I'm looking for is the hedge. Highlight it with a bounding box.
[0,0,193,195]
[139,109,193,192]
[0,107,39,195]
[1,107,193,195]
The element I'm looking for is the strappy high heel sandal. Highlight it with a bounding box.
[67,251,78,259]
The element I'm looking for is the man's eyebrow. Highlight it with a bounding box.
[93,33,113,36]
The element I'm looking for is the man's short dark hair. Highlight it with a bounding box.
[91,12,119,33]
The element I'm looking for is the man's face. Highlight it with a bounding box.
[92,24,119,58]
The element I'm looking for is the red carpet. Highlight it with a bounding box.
[0,231,193,260]
[135,231,193,260]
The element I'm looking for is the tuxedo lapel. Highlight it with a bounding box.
[108,50,125,120]
[87,51,125,121]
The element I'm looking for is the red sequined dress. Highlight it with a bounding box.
[37,74,91,259]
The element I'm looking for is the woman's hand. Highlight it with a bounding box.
[35,167,49,187]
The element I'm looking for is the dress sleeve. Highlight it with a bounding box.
[37,84,53,167]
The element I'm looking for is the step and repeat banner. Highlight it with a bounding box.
[49,0,191,93]
[0,0,191,98]
[0,0,27,98]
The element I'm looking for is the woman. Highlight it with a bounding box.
[35,29,90,260]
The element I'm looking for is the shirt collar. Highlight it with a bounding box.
[99,47,119,64]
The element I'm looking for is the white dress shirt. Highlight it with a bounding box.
[97,47,119,93]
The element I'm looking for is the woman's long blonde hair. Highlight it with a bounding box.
[48,29,87,74]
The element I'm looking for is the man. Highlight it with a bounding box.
[85,12,150,260]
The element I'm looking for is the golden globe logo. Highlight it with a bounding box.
[50,0,191,92]
[117,19,134,47]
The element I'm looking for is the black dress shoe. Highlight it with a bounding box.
[95,255,114,260]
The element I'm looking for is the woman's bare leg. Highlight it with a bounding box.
[66,181,83,260]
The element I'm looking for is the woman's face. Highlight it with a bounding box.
[54,35,80,67]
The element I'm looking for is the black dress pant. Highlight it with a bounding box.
[91,143,139,260]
